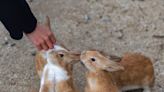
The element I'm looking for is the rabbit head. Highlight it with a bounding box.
[80,51,124,72]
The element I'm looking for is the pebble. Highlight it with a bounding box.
[31,51,36,56]
[84,15,91,23]
[152,35,164,39]
[4,37,8,41]
[2,41,9,46]
[2,37,9,46]
[10,43,16,47]
[100,16,112,23]
[112,29,124,39]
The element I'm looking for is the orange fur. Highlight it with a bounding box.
[42,80,54,92]
[111,53,154,90]
[85,71,119,92]
[35,52,47,78]
[55,72,77,92]
[80,51,122,92]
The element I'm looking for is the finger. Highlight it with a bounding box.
[36,44,42,51]
[45,36,53,49]
[33,39,42,51]
[46,31,56,44]
[40,40,49,51]
[36,45,42,51]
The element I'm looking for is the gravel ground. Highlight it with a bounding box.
[0,0,164,92]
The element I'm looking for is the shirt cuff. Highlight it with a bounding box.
[23,16,37,34]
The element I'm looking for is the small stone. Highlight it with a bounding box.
[10,80,16,85]
[4,37,8,41]
[99,15,103,19]
[114,29,124,39]
[145,29,149,32]
[153,35,164,39]
[84,15,91,23]
[10,43,16,47]
[100,16,112,23]
[2,41,9,45]
[31,51,36,56]
[2,37,9,46]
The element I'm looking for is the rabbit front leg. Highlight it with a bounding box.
[39,82,55,92]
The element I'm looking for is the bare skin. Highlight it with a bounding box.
[26,24,56,51]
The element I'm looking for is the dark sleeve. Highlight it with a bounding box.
[0,0,37,40]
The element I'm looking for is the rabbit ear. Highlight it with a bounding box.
[54,45,68,51]
[108,55,122,62]
[45,16,51,29]
[69,51,81,56]
[104,60,124,72]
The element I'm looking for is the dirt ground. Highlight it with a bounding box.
[0,0,164,92]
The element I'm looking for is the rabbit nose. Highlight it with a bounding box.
[80,61,85,67]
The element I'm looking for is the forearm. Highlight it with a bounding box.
[0,0,37,40]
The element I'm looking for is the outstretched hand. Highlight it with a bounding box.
[26,23,56,51]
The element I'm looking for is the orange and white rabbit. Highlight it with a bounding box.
[39,45,80,92]
[110,53,155,92]
[80,51,124,92]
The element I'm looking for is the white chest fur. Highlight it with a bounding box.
[39,63,70,92]
[41,63,69,85]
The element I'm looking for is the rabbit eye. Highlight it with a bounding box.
[91,58,96,62]
[59,54,64,58]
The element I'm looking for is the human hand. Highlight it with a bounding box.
[25,23,56,51]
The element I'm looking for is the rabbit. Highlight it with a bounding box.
[39,46,80,92]
[80,50,124,92]
[109,52,155,92]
